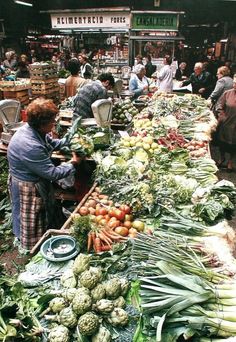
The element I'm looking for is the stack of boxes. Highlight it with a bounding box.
[29,63,59,103]
[0,80,31,105]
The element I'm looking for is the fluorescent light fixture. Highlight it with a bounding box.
[14,0,33,7]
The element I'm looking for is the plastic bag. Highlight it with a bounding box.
[56,173,75,189]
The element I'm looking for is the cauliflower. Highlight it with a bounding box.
[105,278,121,299]
[59,307,77,328]
[113,296,126,308]
[60,269,77,288]
[72,293,92,315]
[48,325,69,342]
[108,308,129,326]
[73,254,91,275]
[49,297,67,313]
[79,268,101,289]
[77,312,99,336]
[91,284,106,301]
[92,325,111,342]
[95,299,114,314]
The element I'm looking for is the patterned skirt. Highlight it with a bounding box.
[9,176,47,250]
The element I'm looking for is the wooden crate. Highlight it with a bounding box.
[32,86,60,95]
[3,89,29,104]
[0,80,31,91]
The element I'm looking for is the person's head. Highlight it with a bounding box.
[136,55,143,64]
[179,62,187,70]
[134,64,146,79]
[78,54,88,65]
[5,51,12,61]
[225,60,232,68]
[67,59,80,76]
[51,55,58,63]
[20,54,28,63]
[233,74,236,90]
[217,66,231,79]
[194,62,203,76]
[164,55,172,65]
[26,98,58,134]
[97,73,115,90]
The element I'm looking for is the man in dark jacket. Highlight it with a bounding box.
[181,62,214,99]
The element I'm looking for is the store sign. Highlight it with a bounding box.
[51,12,130,29]
[132,13,178,31]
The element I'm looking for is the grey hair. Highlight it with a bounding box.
[134,64,145,74]
[194,62,203,69]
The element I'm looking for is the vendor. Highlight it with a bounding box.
[129,64,149,99]
[78,54,93,79]
[7,98,81,252]
[65,59,88,98]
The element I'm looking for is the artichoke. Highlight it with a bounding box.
[91,284,106,301]
[62,288,78,302]
[113,296,126,308]
[60,269,77,288]
[48,325,69,342]
[91,325,111,342]
[105,278,121,299]
[107,308,129,326]
[79,268,101,289]
[72,293,92,315]
[59,307,77,328]
[49,297,67,313]
[95,299,114,314]
[90,267,103,282]
[76,287,90,296]
[77,312,99,336]
[73,254,91,275]
[120,278,130,296]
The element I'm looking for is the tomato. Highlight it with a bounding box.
[114,226,129,237]
[86,199,97,208]
[109,209,125,221]
[125,214,133,221]
[119,204,131,214]
[98,207,108,216]
[99,218,108,226]
[108,219,120,229]
[79,206,89,216]
[123,221,132,229]
[132,220,145,232]
[88,207,96,215]
[95,215,105,223]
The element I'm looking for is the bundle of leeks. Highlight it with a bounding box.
[132,233,236,341]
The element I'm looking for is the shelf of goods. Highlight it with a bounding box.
[0,80,31,105]
[29,63,59,103]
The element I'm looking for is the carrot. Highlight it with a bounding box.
[87,232,93,252]
[94,237,102,253]
[101,245,112,251]
[98,233,112,248]
[100,230,113,244]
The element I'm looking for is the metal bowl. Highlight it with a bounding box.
[40,235,79,262]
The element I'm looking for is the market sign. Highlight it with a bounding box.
[51,12,130,29]
[132,12,178,31]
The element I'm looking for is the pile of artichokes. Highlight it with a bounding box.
[44,253,130,342]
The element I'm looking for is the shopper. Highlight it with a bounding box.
[65,59,88,98]
[78,54,93,79]
[157,55,173,93]
[208,66,233,117]
[181,62,214,99]
[145,54,156,78]
[175,61,189,81]
[15,61,30,79]
[73,73,115,119]
[135,55,143,65]
[3,51,18,71]
[129,64,149,99]
[215,75,236,172]
[7,98,81,251]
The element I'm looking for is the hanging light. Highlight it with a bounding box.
[14,0,33,7]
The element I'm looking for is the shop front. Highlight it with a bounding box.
[129,11,184,70]
[49,7,131,75]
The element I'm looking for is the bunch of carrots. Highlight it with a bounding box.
[87,228,127,253]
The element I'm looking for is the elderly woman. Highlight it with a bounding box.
[7,98,80,251]
[216,75,236,171]
[129,64,149,99]
[208,66,233,116]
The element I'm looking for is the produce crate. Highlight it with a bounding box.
[0,80,31,91]
[31,79,59,91]
[29,63,58,80]
[32,86,60,95]
[3,89,29,105]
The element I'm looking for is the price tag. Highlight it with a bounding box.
[118,130,130,138]
[125,112,132,122]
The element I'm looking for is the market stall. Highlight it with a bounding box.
[1,91,236,342]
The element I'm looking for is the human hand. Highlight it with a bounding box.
[198,88,205,94]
